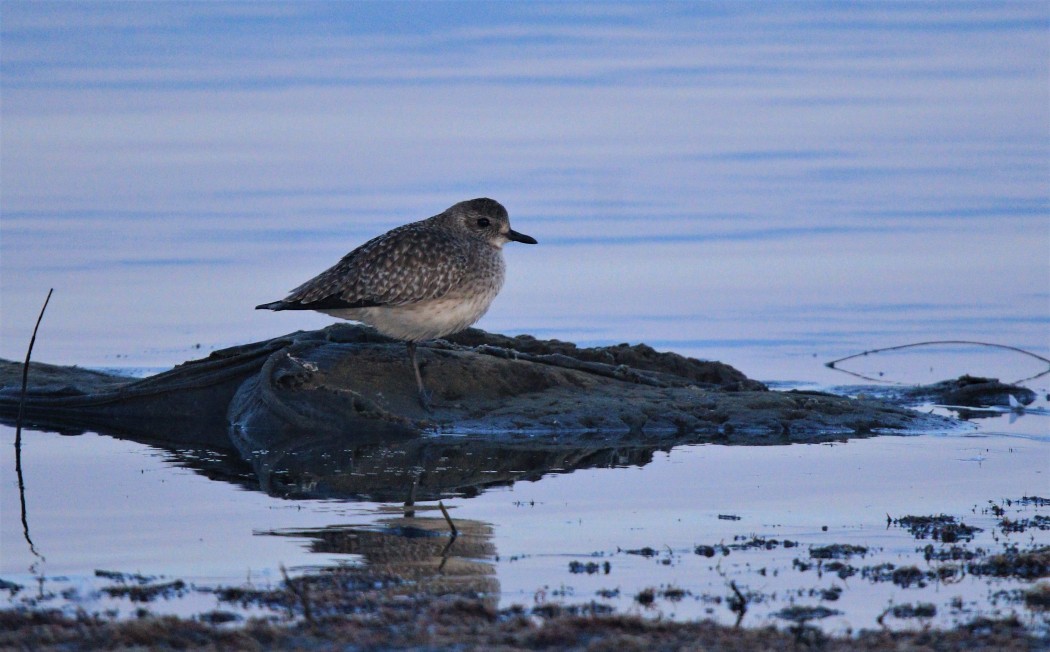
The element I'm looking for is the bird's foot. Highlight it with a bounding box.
[418,388,434,413]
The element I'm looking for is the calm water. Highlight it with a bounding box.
[1,2,1048,632]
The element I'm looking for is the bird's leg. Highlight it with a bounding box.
[404,474,418,519]
[406,341,432,411]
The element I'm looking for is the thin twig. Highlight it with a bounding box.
[15,288,53,560]
[438,536,456,572]
[728,579,748,627]
[875,605,891,629]
[280,564,314,625]
[16,289,53,441]
[438,501,458,537]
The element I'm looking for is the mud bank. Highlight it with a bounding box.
[0,324,951,448]
[0,326,964,501]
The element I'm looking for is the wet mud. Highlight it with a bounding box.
[0,324,954,451]
[2,442,1047,650]
[1,604,1039,651]
[899,375,1038,408]
[2,503,1046,650]
[0,326,969,504]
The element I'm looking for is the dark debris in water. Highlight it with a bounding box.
[211,585,282,609]
[809,543,868,559]
[568,560,610,575]
[889,566,927,589]
[1024,583,1050,610]
[634,588,656,607]
[0,579,23,594]
[891,514,982,543]
[967,547,1050,580]
[694,544,724,558]
[999,515,1050,534]
[820,585,843,601]
[531,601,616,618]
[623,546,659,558]
[101,580,188,603]
[196,610,241,625]
[730,536,798,551]
[889,602,937,619]
[821,561,858,580]
[94,570,155,585]
[773,605,842,622]
[799,538,1050,589]
[1014,495,1050,507]
[920,544,984,562]
[660,586,690,602]
[693,537,798,559]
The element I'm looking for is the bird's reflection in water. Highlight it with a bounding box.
[267,516,498,604]
[169,425,672,603]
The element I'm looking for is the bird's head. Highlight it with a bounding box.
[446,198,537,248]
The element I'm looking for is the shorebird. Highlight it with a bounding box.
[256,198,536,409]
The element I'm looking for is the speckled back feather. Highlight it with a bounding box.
[285,218,479,309]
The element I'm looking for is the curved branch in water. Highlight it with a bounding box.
[825,340,1050,385]
[16,288,53,561]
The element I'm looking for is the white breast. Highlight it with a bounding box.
[322,250,506,341]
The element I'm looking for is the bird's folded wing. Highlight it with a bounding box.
[285,225,470,308]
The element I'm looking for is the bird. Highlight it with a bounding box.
[256,198,537,410]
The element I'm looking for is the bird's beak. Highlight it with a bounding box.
[506,229,537,244]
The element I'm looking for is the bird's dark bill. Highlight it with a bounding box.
[507,229,537,244]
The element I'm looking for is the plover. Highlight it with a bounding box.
[256,198,536,409]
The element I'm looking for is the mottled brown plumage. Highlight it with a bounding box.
[256,198,536,409]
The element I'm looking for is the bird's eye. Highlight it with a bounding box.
[476,218,491,228]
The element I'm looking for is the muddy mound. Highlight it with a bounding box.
[1,324,951,456]
[0,324,962,501]
[900,374,1037,407]
[225,325,950,447]
[444,329,765,391]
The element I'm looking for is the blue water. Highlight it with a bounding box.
[1,1,1048,632]
[1,2,1046,385]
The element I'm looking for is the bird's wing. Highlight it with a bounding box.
[284,224,471,308]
